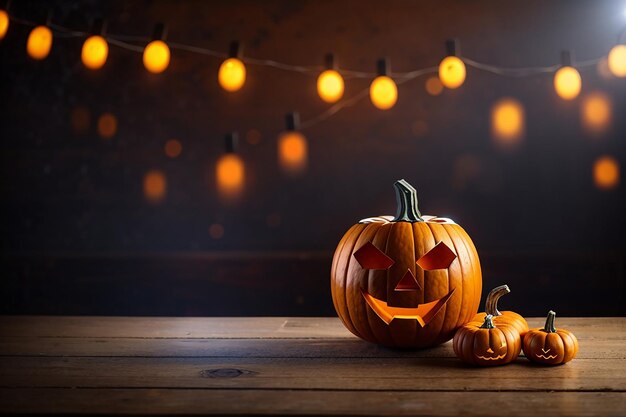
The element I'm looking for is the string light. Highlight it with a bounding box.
[370,58,398,110]
[439,39,466,89]
[216,132,245,200]
[278,112,308,175]
[0,8,9,40]
[218,41,246,92]
[554,50,581,100]
[608,44,626,77]
[491,98,525,147]
[81,19,108,70]
[317,53,344,103]
[27,25,53,60]
[143,23,170,74]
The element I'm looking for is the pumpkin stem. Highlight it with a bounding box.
[484,284,510,317]
[480,314,496,329]
[392,179,424,222]
[543,310,557,333]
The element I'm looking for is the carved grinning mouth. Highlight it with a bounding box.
[361,288,455,326]
[535,354,558,359]
[476,353,506,360]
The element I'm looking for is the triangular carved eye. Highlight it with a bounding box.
[354,242,395,270]
[395,269,422,291]
[417,241,456,270]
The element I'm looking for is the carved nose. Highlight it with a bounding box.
[394,269,422,291]
[486,348,494,354]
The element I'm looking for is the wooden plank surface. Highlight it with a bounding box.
[0,316,624,416]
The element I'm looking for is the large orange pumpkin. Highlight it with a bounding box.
[330,179,482,348]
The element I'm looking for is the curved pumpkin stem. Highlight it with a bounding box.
[480,314,496,329]
[484,284,510,317]
[543,310,557,333]
[392,179,423,222]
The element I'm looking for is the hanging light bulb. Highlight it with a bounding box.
[317,53,344,103]
[608,44,626,77]
[278,112,308,175]
[0,7,9,40]
[81,18,108,70]
[439,39,466,89]
[218,41,246,92]
[554,50,581,100]
[143,23,170,74]
[216,132,245,200]
[370,58,398,110]
[27,25,53,60]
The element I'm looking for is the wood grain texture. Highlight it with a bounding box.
[0,316,623,416]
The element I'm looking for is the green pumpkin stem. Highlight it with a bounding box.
[484,285,510,317]
[392,179,424,222]
[480,314,496,329]
[543,310,557,333]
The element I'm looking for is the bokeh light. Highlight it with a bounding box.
[143,170,167,203]
[81,35,108,70]
[216,154,245,199]
[491,98,525,147]
[245,129,262,145]
[97,113,117,139]
[438,56,466,89]
[27,25,53,60]
[164,139,182,158]
[0,9,9,40]
[554,66,581,100]
[70,107,91,135]
[209,223,225,239]
[278,131,308,175]
[143,40,170,73]
[425,76,443,96]
[593,156,620,190]
[581,92,612,135]
[607,44,626,77]
[369,75,397,110]
[218,57,246,92]
[317,69,345,103]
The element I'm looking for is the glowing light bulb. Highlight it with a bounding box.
[143,170,167,203]
[218,57,246,92]
[216,154,245,199]
[370,76,397,110]
[27,25,53,60]
[0,9,9,40]
[593,156,620,190]
[554,66,581,100]
[317,69,344,103]
[278,131,308,175]
[491,98,525,147]
[439,56,466,89]
[608,44,626,77]
[581,92,611,135]
[143,40,170,73]
[81,35,108,70]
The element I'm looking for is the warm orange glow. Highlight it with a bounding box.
[608,44,626,77]
[581,92,611,135]
[0,10,9,40]
[143,40,170,73]
[70,107,90,134]
[439,56,466,89]
[593,156,620,190]
[218,57,246,92]
[278,131,308,175]
[425,76,443,96]
[369,75,397,110]
[143,170,167,203]
[81,35,108,70]
[491,98,525,146]
[245,129,262,145]
[216,154,245,199]
[317,69,344,103]
[97,113,117,139]
[554,66,581,100]
[164,139,182,158]
[209,223,224,239]
[27,25,53,60]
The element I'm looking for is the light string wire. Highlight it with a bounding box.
[5,13,621,130]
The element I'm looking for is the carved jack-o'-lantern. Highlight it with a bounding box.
[453,314,521,366]
[330,179,482,348]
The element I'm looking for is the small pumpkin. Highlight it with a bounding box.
[472,284,529,337]
[523,310,578,365]
[453,314,521,366]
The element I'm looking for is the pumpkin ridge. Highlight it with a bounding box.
[455,225,482,317]
[365,223,394,345]
[423,221,449,345]
[339,224,369,337]
[331,224,360,318]
[440,224,466,331]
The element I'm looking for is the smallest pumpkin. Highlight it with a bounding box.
[453,314,521,366]
[523,310,579,365]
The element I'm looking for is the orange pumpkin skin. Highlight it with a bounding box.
[473,285,529,337]
[523,311,578,365]
[331,180,482,348]
[453,315,521,366]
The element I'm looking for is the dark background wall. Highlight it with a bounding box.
[1,0,625,316]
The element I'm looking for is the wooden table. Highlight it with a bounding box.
[0,316,624,416]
